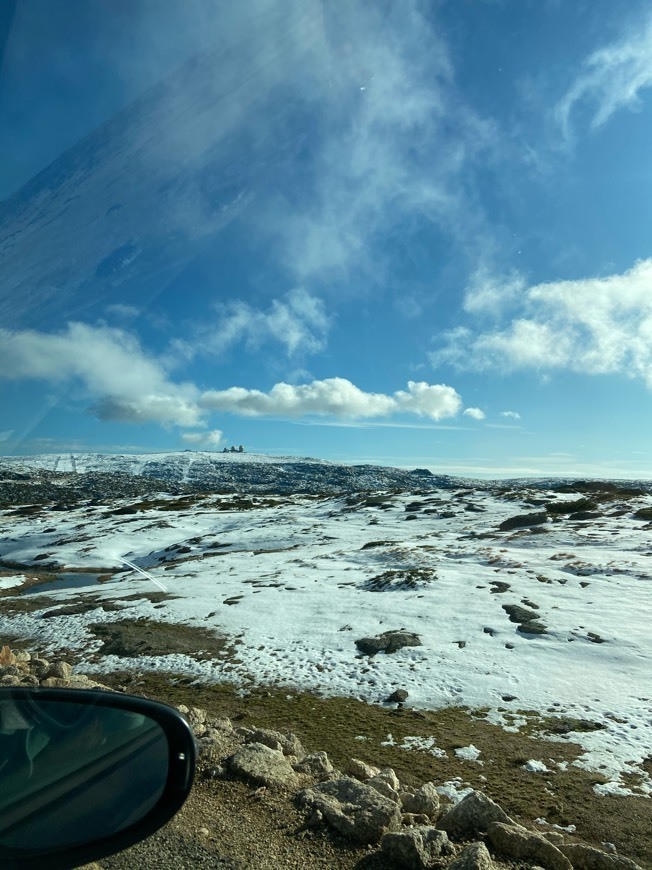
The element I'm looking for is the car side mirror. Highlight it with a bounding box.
[0,687,196,870]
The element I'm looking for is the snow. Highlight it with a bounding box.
[0,576,25,590]
[522,759,549,773]
[454,745,483,763]
[1,483,651,796]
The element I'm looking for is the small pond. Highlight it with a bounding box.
[22,573,110,595]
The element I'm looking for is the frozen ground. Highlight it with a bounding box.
[1,483,651,797]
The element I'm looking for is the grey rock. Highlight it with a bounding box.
[299,776,402,844]
[367,775,400,802]
[229,742,299,789]
[347,758,380,780]
[293,751,334,778]
[246,727,304,758]
[355,630,422,656]
[559,843,642,870]
[0,675,21,686]
[437,791,515,840]
[0,665,19,677]
[381,826,452,869]
[386,688,409,703]
[499,512,548,531]
[400,782,440,818]
[30,658,50,678]
[448,842,494,870]
[487,822,572,870]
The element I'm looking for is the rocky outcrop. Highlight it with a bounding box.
[437,791,515,840]
[0,646,108,689]
[299,777,402,844]
[400,782,440,819]
[229,742,300,789]
[487,822,572,870]
[355,630,422,655]
[499,512,548,531]
[448,842,494,870]
[381,826,452,869]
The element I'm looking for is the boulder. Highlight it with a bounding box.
[437,791,515,840]
[46,661,73,681]
[448,842,494,870]
[559,843,642,870]
[400,782,440,819]
[499,512,548,531]
[386,689,409,703]
[355,630,422,656]
[348,758,380,780]
[299,777,402,844]
[293,751,334,778]
[487,822,571,870]
[246,727,304,758]
[381,826,452,869]
[229,742,299,789]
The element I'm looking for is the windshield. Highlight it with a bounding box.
[2,0,650,477]
[1,3,652,868]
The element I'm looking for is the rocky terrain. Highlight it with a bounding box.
[1,645,647,870]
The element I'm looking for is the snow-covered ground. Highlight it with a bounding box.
[1,485,651,797]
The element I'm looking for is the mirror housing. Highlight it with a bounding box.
[0,688,195,870]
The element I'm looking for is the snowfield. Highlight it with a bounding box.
[1,470,651,799]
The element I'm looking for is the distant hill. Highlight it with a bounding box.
[0,451,463,501]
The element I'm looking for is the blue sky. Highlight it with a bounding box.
[1,0,652,478]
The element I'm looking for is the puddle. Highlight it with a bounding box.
[22,573,110,595]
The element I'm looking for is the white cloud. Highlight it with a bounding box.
[200,378,462,421]
[263,3,494,286]
[463,407,485,420]
[463,267,526,315]
[105,304,140,320]
[556,14,652,136]
[180,429,225,448]
[432,259,652,388]
[500,410,521,420]
[0,322,202,427]
[0,430,13,442]
[174,288,330,360]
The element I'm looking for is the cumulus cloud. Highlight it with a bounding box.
[0,322,201,426]
[180,429,225,448]
[556,13,652,136]
[463,407,485,420]
[200,378,462,421]
[500,410,521,420]
[431,259,652,388]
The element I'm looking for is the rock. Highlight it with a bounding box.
[30,658,50,678]
[0,665,19,677]
[559,843,643,870]
[13,650,31,663]
[347,758,380,780]
[368,776,400,802]
[448,842,494,870]
[229,742,299,789]
[293,751,334,778]
[437,791,515,840]
[246,728,304,758]
[400,782,440,818]
[0,674,21,686]
[542,831,565,844]
[46,661,73,681]
[487,822,572,870]
[402,813,432,827]
[0,645,17,666]
[299,777,402,844]
[39,677,70,688]
[19,674,40,687]
[381,826,452,869]
[355,630,422,656]
[386,689,409,703]
[499,512,548,531]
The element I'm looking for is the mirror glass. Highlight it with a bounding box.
[0,696,169,851]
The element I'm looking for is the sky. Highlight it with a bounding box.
[1,0,652,478]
